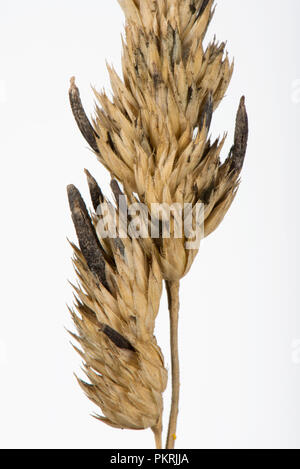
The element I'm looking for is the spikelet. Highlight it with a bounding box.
[69,0,248,281]
[67,176,167,432]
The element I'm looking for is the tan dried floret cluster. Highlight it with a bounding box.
[70,0,248,281]
[68,181,167,431]
[67,0,248,447]
[96,0,233,208]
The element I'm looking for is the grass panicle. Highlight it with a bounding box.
[67,0,248,449]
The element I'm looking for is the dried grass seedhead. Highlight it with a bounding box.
[69,0,248,281]
[94,0,235,206]
[67,176,167,430]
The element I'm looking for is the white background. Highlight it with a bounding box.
[0,0,299,449]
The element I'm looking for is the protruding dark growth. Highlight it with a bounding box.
[67,184,108,289]
[101,325,135,351]
[110,179,124,207]
[199,92,213,132]
[69,77,99,154]
[231,96,249,172]
[85,169,104,212]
